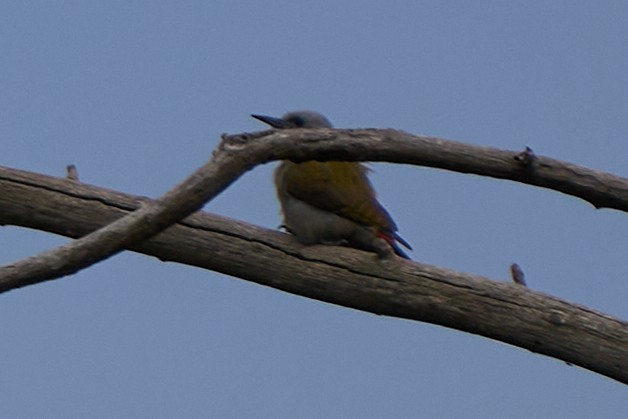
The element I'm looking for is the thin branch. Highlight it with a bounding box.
[237,128,628,212]
[1,124,626,286]
[0,165,626,384]
[0,141,265,289]
[1,126,627,286]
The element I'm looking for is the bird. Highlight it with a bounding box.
[251,110,412,259]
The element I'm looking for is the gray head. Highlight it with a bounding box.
[251,110,333,129]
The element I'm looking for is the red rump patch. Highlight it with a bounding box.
[377,231,412,259]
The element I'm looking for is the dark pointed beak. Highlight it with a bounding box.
[251,114,292,129]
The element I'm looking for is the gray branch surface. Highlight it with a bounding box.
[0,128,627,384]
[256,128,628,211]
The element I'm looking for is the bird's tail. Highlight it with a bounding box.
[378,232,412,259]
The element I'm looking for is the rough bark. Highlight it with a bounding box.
[0,128,627,384]
[0,164,626,384]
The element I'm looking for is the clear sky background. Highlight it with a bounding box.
[1,2,626,418]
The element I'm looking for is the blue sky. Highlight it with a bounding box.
[1,2,626,418]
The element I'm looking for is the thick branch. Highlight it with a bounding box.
[0,165,627,384]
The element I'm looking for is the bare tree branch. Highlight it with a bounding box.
[0,138,263,288]
[0,164,626,384]
[2,127,625,290]
[1,127,627,384]
[240,128,628,212]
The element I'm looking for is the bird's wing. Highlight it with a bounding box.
[279,161,399,233]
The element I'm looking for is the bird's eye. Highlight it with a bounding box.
[288,116,305,127]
